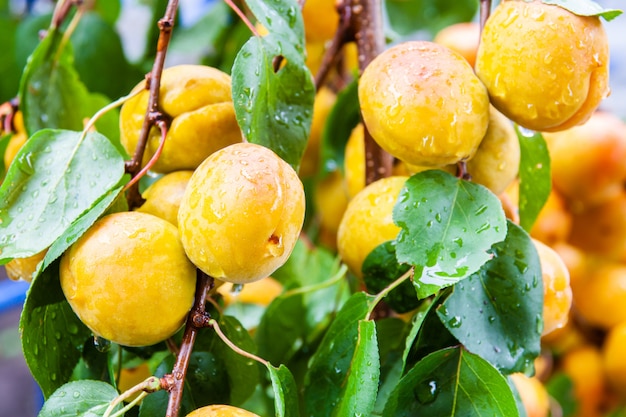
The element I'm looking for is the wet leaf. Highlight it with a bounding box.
[38,380,121,417]
[542,0,622,21]
[516,126,551,233]
[383,347,519,417]
[0,129,125,262]
[438,222,543,374]
[232,0,315,170]
[393,170,507,299]
[267,364,300,417]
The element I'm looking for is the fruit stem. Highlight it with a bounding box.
[164,271,214,417]
[125,0,179,210]
[209,318,270,367]
[223,0,261,37]
[103,376,161,417]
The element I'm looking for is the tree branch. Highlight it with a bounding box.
[479,0,492,33]
[124,0,179,210]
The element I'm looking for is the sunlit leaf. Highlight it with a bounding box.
[38,380,121,417]
[267,364,300,417]
[542,0,622,21]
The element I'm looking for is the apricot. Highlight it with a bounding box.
[313,170,349,238]
[120,65,242,173]
[136,170,193,226]
[561,345,607,417]
[530,189,572,246]
[602,321,626,398]
[475,0,610,132]
[466,105,520,195]
[217,276,283,307]
[299,87,336,178]
[5,249,47,283]
[60,211,197,347]
[185,405,260,417]
[3,111,26,171]
[301,0,339,42]
[543,111,626,209]
[337,176,408,278]
[533,239,572,336]
[117,363,151,403]
[510,373,550,417]
[178,143,305,284]
[433,21,480,67]
[359,40,489,167]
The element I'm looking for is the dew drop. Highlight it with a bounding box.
[93,335,111,352]
[414,380,439,405]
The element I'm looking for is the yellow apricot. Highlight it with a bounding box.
[178,143,305,284]
[475,0,610,132]
[544,111,626,209]
[433,21,480,68]
[337,176,408,278]
[186,405,260,417]
[5,249,47,283]
[533,239,572,336]
[136,170,193,226]
[602,321,626,398]
[466,105,520,195]
[217,276,283,307]
[301,0,339,42]
[510,373,550,417]
[299,87,336,178]
[60,211,197,347]
[120,65,242,173]
[359,41,489,167]
[314,170,349,237]
[117,363,151,403]
[561,345,608,417]
[530,189,572,247]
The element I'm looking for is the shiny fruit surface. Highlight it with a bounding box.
[475,0,609,132]
[60,211,197,347]
[137,170,193,226]
[359,40,489,167]
[185,405,260,417]
[433,21,480,67]
[178,143,305,284]
[533,238,572,336]
[120,65,242,173]
[337,176,408,278]
[544,111,626,209]
[466,105,520,195]
[5,249,47,283]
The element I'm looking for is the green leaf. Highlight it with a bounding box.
[542,0,622,21]
[0,133,11,179]
[546,373,578,417]
[20,261,92,398]
[0,129,125,262]
[267,364,300,417]
[169,2,232,55]
[362,241,418,313]
[38,380,121,417]
[332,320,380,417]
[232,0,315,170]
[383,347,519,417]
[303,292,373,417]
[516,126,551,233]
[393,170,507,298]
[384,0,477,36]
[437,222,543,374]
[320,79,360,176]
[0,14,20,102]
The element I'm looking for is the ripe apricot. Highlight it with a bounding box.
[117,363,151,403]
[337,176,408,278]
[3,111,26,171]
[120,65,242,173]
[217,276,283,307]
[136,170,193,226]
[466,105,520,195]
[533,239,572,336]
[178,143,305,284]
[433,21,480,68]
[314,170,349,238]
[560,345,607,417]
[185,404,260,417]
[359,41,489,167]
[301,0,339,42]
[5,249,47,283]
[475,0,610,132]
[60,211,197,347]
[544,111,626,209]
[530,189,572,247]
[510,373,550,417]
[602,321,626,398]
[299,87,336,178]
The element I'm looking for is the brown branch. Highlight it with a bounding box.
[479,0,492,33]
[349,0,393,185]
[164,271,215,417]
[314,3,353,91]
[125,0,179,210]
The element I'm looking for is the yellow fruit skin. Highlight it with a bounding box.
[603,322,626,398]
[301,0,339,42]
[117,363,151,403]
[120,65,242,173]
[359,40,489,167]
[217,277,283,306]
[466,106,520,195]
[299,87,336,178]
[137,170,194,226]
[185,404,260,417]
[475,0,609,132]
[433,22,481,68]
[533,239,572,336]
[337,176,408,278]
[544,111,626,209]
[60,211,197,347]
[5,250,47,282]
[178,143,305,284]
[561,345,607,417]
[314,170,349,236]
[510,373,550,417]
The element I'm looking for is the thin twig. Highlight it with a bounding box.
[479,0,492,33]
[164,271,214,417]
[209,319,269,366]
[223,0,260,37]
[125,0,179,210]
[314,1,353,90]
[123,119,169,192]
